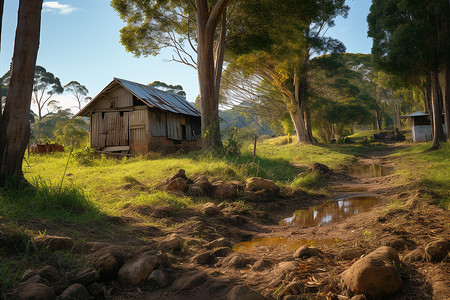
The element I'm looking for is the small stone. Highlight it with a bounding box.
[117,255,159,285]
[293,246,323,259]
[71,267,100,286]
[211,182,238,198]
[12,283,56,300]
[159,234,184,251]
[192,251,215,265]
[244,177,279,194]
[425,239,450,262]
[81,241,111,252]
[227,255,251,268]
[206,238,231,249]
[402,248,423,263]
[59,284,90,300]
[251,259,272,271]
[164,177,188,193]
[351,295,366,300]
[203,202,222,217]
[212,247,231,257]
[22,265,60,284]
[86,283,105,298]
[226,285,266,300]
[34,235,74,251]
[89,252,119,281]
[339,248,365,260]
[147,268,173,288]
[313,163,331,174]
[341,246,403,298]
[154,205,175,217]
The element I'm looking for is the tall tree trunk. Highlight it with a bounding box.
[304,109,315,143]
[0,0,42,185]
[440,65,450,140]
[288,109,307,144]
[293,72,311,144]
[0,0,4,115]
[214,9,226,102]
[196,0,229,152]
[430,69,445,149]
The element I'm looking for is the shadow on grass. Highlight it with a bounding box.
[0,177,103,223]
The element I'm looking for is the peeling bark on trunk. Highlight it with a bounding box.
[0,0,42,185]
[293,72,311,144]
[440,65,450,140]
[196,0,230,152]
[214,10,226,102]
[430,70,445,149]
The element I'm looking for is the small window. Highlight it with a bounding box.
[120,111,124,117]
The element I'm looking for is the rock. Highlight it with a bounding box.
[159,234,184,251]
[148,268,173,288]
[22,265,60,284]
[169,169,191,182]
[18,275,43,287]
[203,202,222,217]
[206,237,231,249]
[34,235,73,251]
[82,242,110,253]
[172,272,207,291]
[212,247,231,257]
[244,177,279,194]
[278,281,305,297]
[402,248,423,263]
[12,283,56,300]
[341,246,403,298]
[384,236,416,252]
[251,259,272,271]
[339,248,365,260]
[117,255,160,285]
[191,175,211,195]
[293,246,323,259]
[429,267,450,300]
[211,181,238,198]
[71,267,100,286]
[189,185,205,196]
[164,177,188,193]
[424,239,450,262]
[313,163,331,174]
[226,255,251,268]
[192,251,215,265]
[226,285,266,300]
[58,284,90,300]
[89,252,119,281]
[154,205,175,217]
[275,261,299,273]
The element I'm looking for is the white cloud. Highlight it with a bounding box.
[43,1,78,15]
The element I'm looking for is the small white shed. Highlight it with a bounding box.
[404,112,446,142]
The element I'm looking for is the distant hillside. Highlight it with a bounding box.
[219,110,273,136]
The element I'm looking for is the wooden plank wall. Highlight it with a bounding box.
[91,113,106,148]
[166,112,182,140]
[128,107,149,154]
[149,110,167,137]
[105,112,129,146]
[94,87,133,110]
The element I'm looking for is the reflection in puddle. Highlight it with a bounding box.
[233,237,338,253]
[348,164,394,178]
[280,196,380,227]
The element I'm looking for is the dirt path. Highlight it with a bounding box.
[140,145,449,300]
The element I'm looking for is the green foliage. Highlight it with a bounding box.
[64,81,89,110]
[291,172,321,189]
[54,118,89,148]
[149,81,186,98]
[32,66,64,120]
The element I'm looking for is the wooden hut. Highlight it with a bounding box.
[404,111,446,142]
[75,78,201,154]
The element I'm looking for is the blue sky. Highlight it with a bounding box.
[0,0,372,114]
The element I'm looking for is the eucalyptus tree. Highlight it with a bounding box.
[368,0,449,148]
[0,0,43,185]
[149,81,186,98]
[111,0,234,152]
[226,0,348,144]
[64,81,89,111]
[32,66,63,120]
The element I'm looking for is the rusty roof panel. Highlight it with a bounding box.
[116,78,200,117]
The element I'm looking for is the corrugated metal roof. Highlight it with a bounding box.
[75,78,200,118]
[116,78,200,117]
[405,111,429,117]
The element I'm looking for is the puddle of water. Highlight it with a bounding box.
[279,196,381,227]
[348,164,394,178]
[233,237,338,253]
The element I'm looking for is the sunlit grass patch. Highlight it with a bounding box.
[291,172,321,189]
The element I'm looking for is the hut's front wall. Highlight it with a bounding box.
[412,125,433,142]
